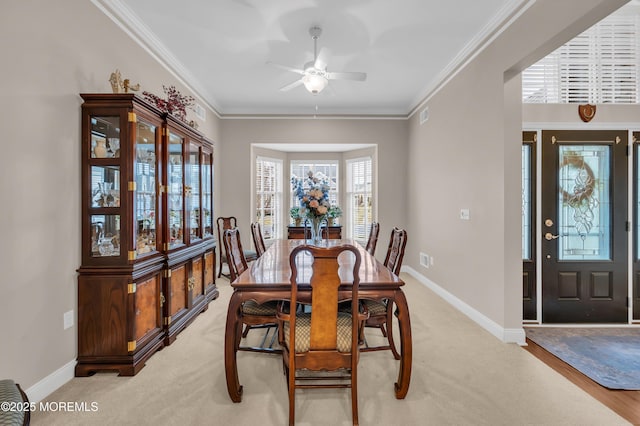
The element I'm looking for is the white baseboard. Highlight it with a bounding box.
[402,266,526,346]
[26,359,75,402]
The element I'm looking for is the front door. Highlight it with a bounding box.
[541,130,628,323]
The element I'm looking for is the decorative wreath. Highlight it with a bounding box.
[558,154,596,204]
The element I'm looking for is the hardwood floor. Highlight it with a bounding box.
[523,338,640,425]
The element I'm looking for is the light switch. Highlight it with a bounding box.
[460,209,470,220]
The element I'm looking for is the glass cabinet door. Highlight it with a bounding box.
[202,151,213,238]
[167,131,184,249]
[89,115,121,258]
[91,116,121,159]
[134,119,158,256]
[188,143,202,243]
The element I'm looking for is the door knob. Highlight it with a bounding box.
[545,232,560,240]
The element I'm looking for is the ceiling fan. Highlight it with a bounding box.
[268,26,367,95]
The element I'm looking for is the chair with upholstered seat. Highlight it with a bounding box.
[250,222,267,258]
[223,227,280,353]
[365,222,380,256]
[217,216,257,278]
[277,244,368,426]
[360,227,407,359]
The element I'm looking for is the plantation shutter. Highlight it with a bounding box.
[346,157,372,241]
[290,160,339,209]
[255,156,282,240]
[522,8,639,103]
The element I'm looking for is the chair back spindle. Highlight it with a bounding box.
[384,227,408,275]
[365,222,380,256]
[222,228,248,282]
[250,222,266,257]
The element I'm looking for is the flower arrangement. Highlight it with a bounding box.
[142,85,195,122]
[291,170,331,220]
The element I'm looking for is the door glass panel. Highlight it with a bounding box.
[189,146,201,241]
[522,145,531,260]
[168,132,184,248]
[91,166,120,208]
[637,147,640,261]
[558,145,611,260]
[202,153,213,238]
[90,116,120,158]
[90,214,120,257]
[134,120,157,255]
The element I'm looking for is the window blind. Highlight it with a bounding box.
[255,156,282,240]
[290,160,339,208]
[522,7,640,104]
[346,157,373,241]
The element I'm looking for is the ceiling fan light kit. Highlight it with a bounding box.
[302,73,328,94]
[269,26,367,96]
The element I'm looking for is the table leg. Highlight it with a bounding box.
[393,289,412,399]
[225,291,244,402]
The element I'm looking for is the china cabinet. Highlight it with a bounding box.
[76,94,217,376]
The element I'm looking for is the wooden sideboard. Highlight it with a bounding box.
[287,225,342,240]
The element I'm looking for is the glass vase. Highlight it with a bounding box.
[308,216,326,244]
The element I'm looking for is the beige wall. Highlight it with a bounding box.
[405,0,628,334]
[220,119,407,255]
[0,0,220,393]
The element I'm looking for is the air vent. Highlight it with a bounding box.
[419,106,429,124]
[194,103,206,121]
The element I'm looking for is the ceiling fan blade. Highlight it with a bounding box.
[279,79,303,92]
[314,47,329,71]
[266,61,305,75]
[327,71,367,81]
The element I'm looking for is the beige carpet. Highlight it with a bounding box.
[31,274,629,425]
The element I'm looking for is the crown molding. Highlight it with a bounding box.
[91,0,222,118]
[408,0,535,119]
[220,113,407,120]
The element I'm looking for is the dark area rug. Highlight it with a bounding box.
[525,327,640,390]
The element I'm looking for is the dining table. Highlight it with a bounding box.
[224,238,412,402]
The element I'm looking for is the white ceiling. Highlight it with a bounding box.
[99,0,525,117]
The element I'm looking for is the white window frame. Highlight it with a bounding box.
[346,156,373,243]
[255,156,283,242]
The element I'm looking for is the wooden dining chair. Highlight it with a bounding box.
[250,222,266,257]
[360,227,407,359]
[277,244,368,426]
[222,227,280,353]
[217,216,257,278]
[365,222,380,256]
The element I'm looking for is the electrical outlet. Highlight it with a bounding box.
[63,310,74,330]
[420,252,430,268]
